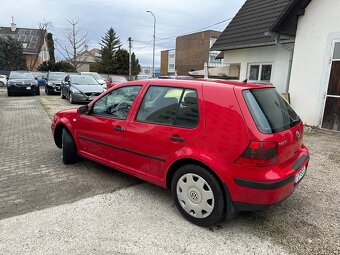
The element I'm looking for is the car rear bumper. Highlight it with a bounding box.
[227,145,309,209]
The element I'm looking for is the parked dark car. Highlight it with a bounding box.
[45,72,66,95]
[60,75,104,104]
[7,71,40,96]
[52,79,309,227]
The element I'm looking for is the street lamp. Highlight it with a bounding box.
[146,10,156,77]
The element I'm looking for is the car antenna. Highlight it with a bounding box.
[242,71,254,83]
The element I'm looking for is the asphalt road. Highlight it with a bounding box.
[0,88,339,254]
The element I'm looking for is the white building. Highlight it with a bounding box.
[211,0,340,131]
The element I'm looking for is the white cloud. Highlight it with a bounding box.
[0,0,245,66]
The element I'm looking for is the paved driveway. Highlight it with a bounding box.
[0,89,139,220]
[0,89,339,254]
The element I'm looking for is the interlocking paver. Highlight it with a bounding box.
[0,89,139,220]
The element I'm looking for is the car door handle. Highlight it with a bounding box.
[169,135,185,142]
[113,125,124,132]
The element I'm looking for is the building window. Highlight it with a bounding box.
[168,64,175,70]
[248,63,272,83]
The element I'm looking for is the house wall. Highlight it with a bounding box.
[175,31,221,75]
[288,0,340,127]
[223,44,293,92]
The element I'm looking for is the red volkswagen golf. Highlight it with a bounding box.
[51,79,309,226]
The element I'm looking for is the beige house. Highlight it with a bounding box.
[74,48,101,72]
[0,22,49,71]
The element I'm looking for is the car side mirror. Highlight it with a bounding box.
[78,105,90,115]
[6,76,9,80]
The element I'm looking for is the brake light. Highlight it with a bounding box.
[236,141,278,167]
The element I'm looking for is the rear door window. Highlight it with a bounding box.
[243,88,300,134]
[136,86,199,128]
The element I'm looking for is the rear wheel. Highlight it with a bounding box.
[171,164,225,227]
[62,129,78,164]
[0,81,4,87]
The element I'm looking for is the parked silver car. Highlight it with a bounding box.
[60,75,104,104]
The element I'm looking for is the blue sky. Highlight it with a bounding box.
[0,0,245,67]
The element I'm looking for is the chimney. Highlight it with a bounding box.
[11,16,16,32]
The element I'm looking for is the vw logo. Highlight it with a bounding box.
[190,191,199,201]
[296,131,301,141]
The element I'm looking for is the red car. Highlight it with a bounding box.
[51,79,309,226]
[106,75,127,89]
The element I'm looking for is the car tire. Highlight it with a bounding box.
[62,128,78,164]
[36,87,40,96]
[60,91,65,99]
[45,87,49,95]
[0,81,4,87]
[69,93,74,104]
[171,164,226,227]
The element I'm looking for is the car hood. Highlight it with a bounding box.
[72,84,104,93]
[48,80,63,84]
[9,79,37,84]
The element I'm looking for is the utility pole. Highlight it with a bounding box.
[146,11,156,77]
[128,37,132,81]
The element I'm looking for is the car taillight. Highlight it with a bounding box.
[235,141,278,167]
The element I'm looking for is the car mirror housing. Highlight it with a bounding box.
[78,105,90,115]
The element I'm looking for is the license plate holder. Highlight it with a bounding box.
[295,166,307,184]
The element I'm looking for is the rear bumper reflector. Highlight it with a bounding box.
[234,175,294,190]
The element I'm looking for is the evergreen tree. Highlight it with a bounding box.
[131,52,141,76]
[114,49,129,75]
[98,27,121,74]
[0,37,26,70]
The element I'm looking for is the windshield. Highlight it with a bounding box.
[70,76,99,85]
[83,72,102,80]
[111,76,127,82]
[49,73,66,81]
[243,88,300,134]
[9,72,34,79]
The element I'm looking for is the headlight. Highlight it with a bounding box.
[71,88,81,94]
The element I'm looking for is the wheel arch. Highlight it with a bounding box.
[166,158,224,192]
[54,122,73,148]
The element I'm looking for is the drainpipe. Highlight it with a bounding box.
[274,34,294,93]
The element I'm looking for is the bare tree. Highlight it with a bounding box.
[56,19,88,71]
[30,20,52,71]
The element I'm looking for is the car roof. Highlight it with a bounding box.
[133,78,273,90]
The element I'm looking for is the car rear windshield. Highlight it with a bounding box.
[243,88,300,134]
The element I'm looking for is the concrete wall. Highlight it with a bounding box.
[288,0,340,127]
[223,44,293,93]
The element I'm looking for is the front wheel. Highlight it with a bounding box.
[171,164,225,227]
[69,93,74,104]
[62,128,78,164]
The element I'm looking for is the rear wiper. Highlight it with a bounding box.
[274,101,299,126]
